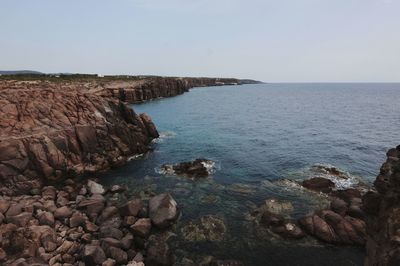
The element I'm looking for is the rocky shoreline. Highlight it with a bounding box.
[0,77,399,265]
[0,77,255,195]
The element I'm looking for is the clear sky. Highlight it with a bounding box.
[1,0,399,82]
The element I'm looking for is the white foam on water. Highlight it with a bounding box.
[155,165,175,175]
[127,153,144,161]
[311,163,360,189]
[152,131,176,143]
[201,160,217,174]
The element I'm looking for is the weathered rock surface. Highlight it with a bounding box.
[0,80,159,195]
[363,146,400,265]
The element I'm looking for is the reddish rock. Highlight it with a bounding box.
[119,199,143,217]
[6,212,33,227]
[130,218,151,237]
[54,206,72,219]
[330,198,348,216]
[82,245,107,265]
[299,215,338,243]
[0,80,159,195]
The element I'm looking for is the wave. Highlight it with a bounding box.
[310,163,360,189]
[127,153,145,161]
[200,160,217,175]
[285,163,362,190]
[152,131,176,143]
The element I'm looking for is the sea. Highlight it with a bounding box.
[99,83,400,266]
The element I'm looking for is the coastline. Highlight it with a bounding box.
[0,77,398,265]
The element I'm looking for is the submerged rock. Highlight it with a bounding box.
[255,198,304,239]
[160,159,215,178]
[263,199,294,216]
[181,215,226,242]
[227,183,257,194]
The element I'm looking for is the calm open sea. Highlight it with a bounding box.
[100,83,400,265]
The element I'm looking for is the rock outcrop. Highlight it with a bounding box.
[297,176,367,245]
[160,158,215,178]
[363,146,400,265]
[0,80,158,195]
[98,77,260,104]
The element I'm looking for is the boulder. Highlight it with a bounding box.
[102,258,117,266]
[42,186,57,200]
[38,211,55,226]
[87,180,105,195]
[0,200,10,214]
[302,177,335,193]
[69,211,87,227]
[54,206,72,219]
[6,212,32,227]
[149,193,178,228]
[83,245,107,265]
[299,215,338,243]
[161,159,214,178]
[119,199,143,217]
[130,218,151,237]
[108,246,128,264]
[111,185,127,193]
[5,203,23,217]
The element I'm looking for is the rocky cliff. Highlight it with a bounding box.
[0,80,158,195]
[97,77,260,104]
[0,76,257,195]
[363,146,400,265]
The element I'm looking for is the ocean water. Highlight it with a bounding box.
[99,83,400,266]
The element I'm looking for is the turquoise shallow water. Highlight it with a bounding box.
[100,83,400,265]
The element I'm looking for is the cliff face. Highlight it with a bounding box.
[363,146,400,265]
[0,76,258,195]
[0,81,158,195]
[98,77,259,104]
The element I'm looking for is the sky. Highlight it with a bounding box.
[0,0,399,82]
